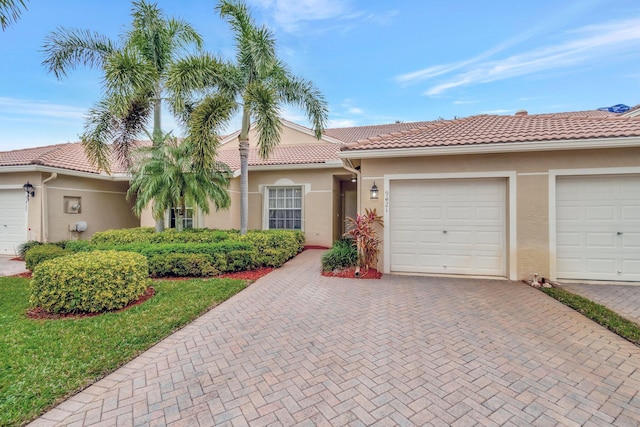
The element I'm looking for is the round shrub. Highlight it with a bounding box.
[25,244,70,271]
[30,250,149,314]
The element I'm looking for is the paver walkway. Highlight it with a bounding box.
[561,283,640,325]
[30,250,640,426]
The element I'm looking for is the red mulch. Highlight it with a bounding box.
[10,257,22,261]
[217,267,274,281]
[12,271,31,278]
[322,267,382,279]
[26,287,155,320]
[303,245,330,250]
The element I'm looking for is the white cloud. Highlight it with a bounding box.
[481,109,513,115]
[251,0,352,32]
[328,118,357,128]
[0,97,86,120]
[397,17,640,96]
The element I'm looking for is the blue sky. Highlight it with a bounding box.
[1,0,640,151]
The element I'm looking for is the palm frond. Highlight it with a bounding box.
[246,82,281,159]
[276,70,328,138]
[185,93,237,171]
[0,0,27,30]
[42,28,115,79]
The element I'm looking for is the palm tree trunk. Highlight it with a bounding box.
[239,106,251,235]
[153,89,165,232]
[239,139,249,235]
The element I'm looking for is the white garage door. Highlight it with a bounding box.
[389,178,506,276]
[0,189,28,256]
[557,175,640,282]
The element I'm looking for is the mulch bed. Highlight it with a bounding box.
[26,287,155,320]
[217,267,274,281]
[12,271,31,278]
[322,267,382,279]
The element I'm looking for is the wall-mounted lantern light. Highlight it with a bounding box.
[370,182,379,200]
[351,175,357,183]
[23,182,35,200]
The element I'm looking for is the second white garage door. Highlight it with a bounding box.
[556,175,640,282]
[389,178,506,276]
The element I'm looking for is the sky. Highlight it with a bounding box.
[1,0,640,151]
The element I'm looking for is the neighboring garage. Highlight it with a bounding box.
[556,174,640,282]
[388,178,506,276]
[0,189,28,256]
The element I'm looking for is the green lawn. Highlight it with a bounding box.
[543,287,640,346]
[0,276,245,426]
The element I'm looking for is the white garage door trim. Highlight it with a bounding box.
[0,187,29,256]
[549,167,640,282]
[383,171,517,280]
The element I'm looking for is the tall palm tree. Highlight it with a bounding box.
[127,131,232,231]
[214,0,328,234]
[0,0,27,30]
[42,0,231,230]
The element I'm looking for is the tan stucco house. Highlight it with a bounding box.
[2,109,640,283]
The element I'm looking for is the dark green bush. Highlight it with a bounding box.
[25,245,71,271]
[226,250,257,272]
[91,228,156,245]
[30,250,149,314]
[321,239,357,271]
[240,230,304,267]
[17,240,43,260]
[148,253,219,278]
[64,240,95,253]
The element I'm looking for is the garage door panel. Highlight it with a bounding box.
[557,175,640,281]
[586,233,616,248]
[390,178,506,276]
[0,189,28,255]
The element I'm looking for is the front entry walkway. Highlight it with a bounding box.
[31,250,640,426]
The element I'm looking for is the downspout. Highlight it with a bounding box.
[41,172,57,243]
[341,159,361,213]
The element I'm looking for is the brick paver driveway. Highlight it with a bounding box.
[31,250,640,426]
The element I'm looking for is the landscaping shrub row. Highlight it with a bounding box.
[23,228,305,278]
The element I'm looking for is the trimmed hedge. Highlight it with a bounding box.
[25,245,71,271]
[322,238,357,271]
[148,253,219,278]
[240,230,304,268]
[30,251,149,314]
[91,227,238,245]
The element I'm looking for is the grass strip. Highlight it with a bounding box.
[543,287,640,346]
[0,276,245,426]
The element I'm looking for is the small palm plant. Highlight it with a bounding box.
[345,208,384,273]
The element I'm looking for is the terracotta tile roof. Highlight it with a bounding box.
[341,113,640,151]
[324,121,436,144]
[217,143,342,170]
[0,142,128,174]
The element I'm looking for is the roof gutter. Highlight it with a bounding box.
[0,165,130,181]
[231,161,344,178]
[338,136,640,159]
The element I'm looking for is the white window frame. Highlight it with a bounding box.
[262,185,305,231]
[164,205,200,229]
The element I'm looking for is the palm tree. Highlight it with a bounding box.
[214,0,328,234]
[0,0,27,30]
[42,0,231,230]
[127,131,232,231]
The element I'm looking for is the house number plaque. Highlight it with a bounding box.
[384,190,389,213]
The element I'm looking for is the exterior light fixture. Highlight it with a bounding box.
[351,175,357,183]
[23,182,35,200]
[370,182,379,200]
